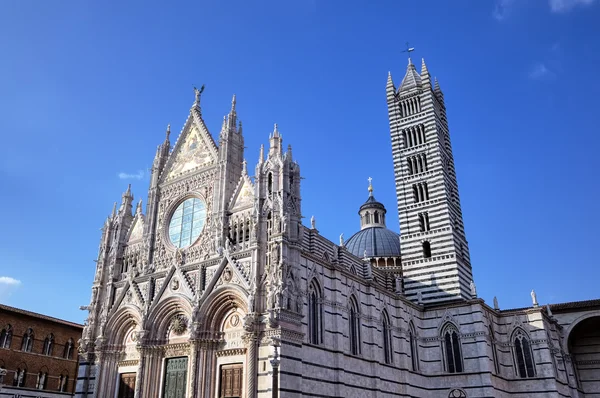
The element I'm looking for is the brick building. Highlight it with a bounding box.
[0,304,82,397]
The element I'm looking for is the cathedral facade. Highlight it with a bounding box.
[76,58,600,398]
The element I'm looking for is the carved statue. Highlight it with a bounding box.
[417,291,423,304]
[493,296,499,310]
[266,284,276,310]
[531,289,538,307]
[310,215,315,229]
[469,280,477,297]
[339,233,344,247]
[248,281,257,313]
[546,304,553,317]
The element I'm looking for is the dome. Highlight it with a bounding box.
[345,227,401,258]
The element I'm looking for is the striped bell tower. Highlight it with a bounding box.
[386,57,472,304]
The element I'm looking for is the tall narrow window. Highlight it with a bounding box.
[0,367,5,384]
[382,311,393,364]
[36,371,47,389]
[349,296,361,355]
[42,334,53,356]
[59,374,69,392]
[513,329,535,378]
[409,322,419,371]
[308,280,323,345]
[442,324,463,373]
[0,325,12,349]
[423,241,432,258]
[418,213,430,232]
[21,328,34,352]
[268,172,273,195]
[489,326,499,374]
[63,338,74,359]
[413,185,419,202]
[14,368,26,387]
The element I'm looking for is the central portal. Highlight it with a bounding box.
[162,357,188,398]
[220,363,243,398]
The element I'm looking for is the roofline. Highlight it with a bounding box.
[498,298,600,313]
[0,303,84,329]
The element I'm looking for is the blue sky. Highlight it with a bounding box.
[0,0,599,323]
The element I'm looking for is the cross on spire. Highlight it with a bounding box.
[402,42,415,64]
[368,177,373,195]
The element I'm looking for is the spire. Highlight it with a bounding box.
[398,60,422,93]
[123,184,132,199]
[386,71,395,90]
[259,144,264,164]
[421,58,431,87]
[135,199,143,215]
[227,94,237,131]
[358,177,387,229]
[111,202,117,219]
[238,120,243,135]
[269,124,282,157]
[273,123,280,138]
[287,144,293,161]
[165,124,171,142]
[434,77,444,103]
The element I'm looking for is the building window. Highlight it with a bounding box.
[413,182,429,203]
[418,212,430,232]
[0,367,5,384]
[382,310,393,364]
[63,338,74,359]
[36,371,47,390]
[308,279,323,345]
[59,373,69,392]
[407,154,428,175]
[489,326,499,374]
[349,296,361,355]
[513,328,535,378]
[42,334,54,356]
[21,328,34,352]
[409,322,419,371]
[442,324,463,373]
[14,368,26,387]
[423,241,432,258]
[0,324,12,349]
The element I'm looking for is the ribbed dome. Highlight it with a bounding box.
[345,227,401,258]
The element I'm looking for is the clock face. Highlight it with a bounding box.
[168,198,207,248]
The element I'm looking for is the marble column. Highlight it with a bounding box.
[245,334,258,398]
[188,340,199,398]
[134,347,146,398]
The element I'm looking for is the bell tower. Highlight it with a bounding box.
[387,57,472,304]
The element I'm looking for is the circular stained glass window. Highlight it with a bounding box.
[168,198,207,248]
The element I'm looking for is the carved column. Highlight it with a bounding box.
[134,347,146,398]
[244,333,258,398]
[188,340,199,398]
[270,344,280,398]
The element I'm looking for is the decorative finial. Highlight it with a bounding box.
[124,184,132,197]
[402,42,415,64]
[259,144,264,163]
[368,177,373,195]
[231,94,236,110]
[273,123,279,137]
[136,199,143,214]
[242,159,247,174]
[111,202,117,218]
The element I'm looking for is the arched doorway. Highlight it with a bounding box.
[568,315,600,394]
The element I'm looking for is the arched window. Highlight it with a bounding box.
[21,328,34,352]
[14,367,26,387]
[423,241,432,258]
[409,322,419,371]
[374,212,380,223]
[382,310,393,364]
[268,172,273,195]
[442,324,463,373]
[489,325,499,374]
[59,373,69,392]
[0,324,12,349]
[349,296,361,355]
[63,338,74,359]
[42,334,53,356]
[513,328,535,378]
[36,370,47,390]
[308,279,323,345]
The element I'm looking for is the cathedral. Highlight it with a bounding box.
[76,57,600,398]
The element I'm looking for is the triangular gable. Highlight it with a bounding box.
[110,280,144,314]
[200,254,250,304]
[161,110,219,182]
[150,265,196,310]
[127,214,145,243]
[229,173,254,211]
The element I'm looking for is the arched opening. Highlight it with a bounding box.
[0,324,12,349]
[568,315,600,393]
[512,328,535,378]
[21,328,34,352]
[382,310,393,364]
[42,333,54,356]
[267,172,273,195]
[349,296,361,355]
[308,279,323,345]
[442,323,463,373]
